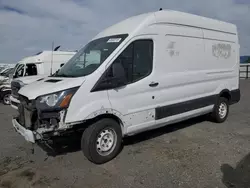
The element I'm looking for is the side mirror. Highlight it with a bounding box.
[99,63,127,89]
[93,62,127,91]
[60,63,64,68]
[108,62,127,87]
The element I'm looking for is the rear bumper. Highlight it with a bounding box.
[12,118,35,143]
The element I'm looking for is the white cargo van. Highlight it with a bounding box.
[8,51,75,107]
[12,10,240,164]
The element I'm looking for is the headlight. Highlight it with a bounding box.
[40,94,59,107]
[36,87,79,110]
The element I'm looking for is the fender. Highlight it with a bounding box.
[63,96,128,134]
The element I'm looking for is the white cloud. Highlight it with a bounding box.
[0,0,249,63]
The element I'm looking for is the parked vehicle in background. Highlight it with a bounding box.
[0,68,15,105]
[12,10,240,164]
[5,50,75,106]
[0,67,14,83]
[0,64,15,73]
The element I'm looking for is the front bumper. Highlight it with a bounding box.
[12,118,36,143]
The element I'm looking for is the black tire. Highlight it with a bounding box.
[2,91,11,105]
[81,118,122,164]
[211,97,229,123]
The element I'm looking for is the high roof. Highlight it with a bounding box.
[93,10,237,40]
[18,51,76,64]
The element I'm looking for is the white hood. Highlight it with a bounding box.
[15,75,49,85]
[18,77,85,100]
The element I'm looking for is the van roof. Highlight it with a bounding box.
[18,51,76,64]
[94,10,237,40]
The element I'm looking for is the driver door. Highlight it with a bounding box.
[106,38,158,134]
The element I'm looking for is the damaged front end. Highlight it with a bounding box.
[12,87,79,144]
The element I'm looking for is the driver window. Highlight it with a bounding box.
[107,39,153,85]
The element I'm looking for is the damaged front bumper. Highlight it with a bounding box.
[12,118,36,143]
[12,96,84,144]
[12,115,82,144]
[12,117,70,143]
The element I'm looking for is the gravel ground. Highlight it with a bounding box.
[0,80,250,188]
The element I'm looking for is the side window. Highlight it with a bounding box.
[133,40,153,82]
[112,43,133,83]
[25,64,37,76]
[92,39,153,92]
[110,39,153,84]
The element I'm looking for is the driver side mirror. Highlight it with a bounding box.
[92,62,127,92]
[109,62,127,87]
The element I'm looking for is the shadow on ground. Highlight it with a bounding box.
[38,115,208,157]
[221,153,250,188]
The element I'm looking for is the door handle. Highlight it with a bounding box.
[149,82,159,87]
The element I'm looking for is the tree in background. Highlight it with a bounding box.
[247,57,250,63]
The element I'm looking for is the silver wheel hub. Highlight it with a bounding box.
[219,102,227,119]
[3,94,10,104]
[96,128,117,156]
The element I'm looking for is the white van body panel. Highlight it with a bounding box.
[15,10,240,138]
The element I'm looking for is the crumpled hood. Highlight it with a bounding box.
[19,77,85,100]
[15,75,49,85]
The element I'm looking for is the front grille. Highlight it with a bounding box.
[18,103,25,126]
[11,81,21,98]
[17,97,36,129]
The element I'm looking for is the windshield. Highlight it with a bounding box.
[13,64,25,78]
[55,34,128,77]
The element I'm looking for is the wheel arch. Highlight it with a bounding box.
[81,113,126,136]
[219,89,231,102]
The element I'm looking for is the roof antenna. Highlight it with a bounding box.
[50,41,54,76]
[159,8,163,11]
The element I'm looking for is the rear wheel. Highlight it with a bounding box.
[81,118,122,164]
[2,91,11,105]
[211,97,229,123]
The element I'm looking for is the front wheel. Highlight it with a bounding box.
[2,91,11,105]
[211,97,229,123]
[81,118,122,164]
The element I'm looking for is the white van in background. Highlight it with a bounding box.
[12,10,240,164]
[0,67,14,83]
[7,50,76,106]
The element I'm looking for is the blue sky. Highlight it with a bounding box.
[0,0,249,63]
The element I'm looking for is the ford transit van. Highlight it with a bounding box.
[12,10,240,164]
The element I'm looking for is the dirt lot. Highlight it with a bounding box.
[0,80,250,188]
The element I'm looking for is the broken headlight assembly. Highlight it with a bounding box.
[36,87,79,111]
